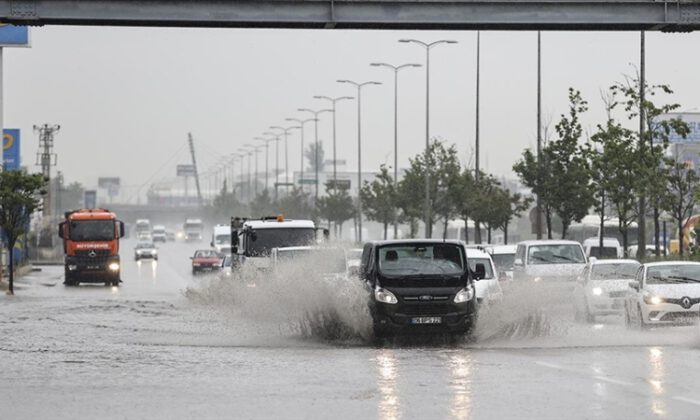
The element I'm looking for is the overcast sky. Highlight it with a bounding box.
[5,26,700,200]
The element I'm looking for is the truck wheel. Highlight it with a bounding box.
[112,279,120,287]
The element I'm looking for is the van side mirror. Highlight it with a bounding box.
[118,221,125,238]
[58,222,65,239]
[474,263,486,280]
[628,281,640,292]
[514,258,523,266]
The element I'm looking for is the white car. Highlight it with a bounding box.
[582,237,622,259]
[513,240,587,285]
[485,244,516,281]
[466,248,503,304]
[625,261,700,328]
[134,242,158,261]
[572,258,640,322]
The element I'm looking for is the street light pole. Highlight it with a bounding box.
[254,136,273,194]
[399,38,458,239]
[244,143,263,197]
[286,117,315,190]
[312,95,354,190]
[370,62,421,238]
[337,79,382,243]
[239,148,253,204]
[298,108,333,205]
[270,125,300,187]
[263,131,283,200]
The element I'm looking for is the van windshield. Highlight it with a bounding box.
[378,244,464,276]
[247,228,315,257]
[528,244,585,265]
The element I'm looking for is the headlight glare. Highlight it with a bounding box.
[375,287,398,304]
[592,287,603,296]
[454,286,475,303]
[108,262,120,271]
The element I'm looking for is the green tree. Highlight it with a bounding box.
[278,187,313,219]
[471,172,503,243]
[547,88,595,239]
[250,189,276,216]
[0,171,46,295]
[663,160,699,256]
[304,142,325,174]
[491,188,533,245]
[513,148,556,238]
[360,165,397,240]
[453,169,477,243]
[317,185,355,238]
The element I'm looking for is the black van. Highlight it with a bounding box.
[360,239,483,337]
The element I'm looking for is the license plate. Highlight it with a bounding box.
[411,317,442,325]
[87,265,100,270]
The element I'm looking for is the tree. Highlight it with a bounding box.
[317,185,355,238]
[360,165,397,240]
[0,171,46,295]
[250,189,275,216]
[470,172,503,243]
[209,180,243,221]
[663,160,699,256]
[453,169,477,243]
[304,142,325,174]
[547,88,595,239]
[491,188,533,245]
[278,187,313,219]
[513,148,556,238]
[397,140,460,238]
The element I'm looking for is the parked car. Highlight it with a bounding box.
[465,248,503,304]
[359,239,481,337]
[485,244,517,281]
[625,261,700,328]
[191,249,222,275]
[573,258,641,322]
[582,237,623,259]
[134,242,158,261]
[513,240,587,285]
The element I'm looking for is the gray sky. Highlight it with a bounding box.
[5,26,700,199]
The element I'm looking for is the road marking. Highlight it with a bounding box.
[673,396,700,407]
[535,361,564,369]
[593,375,633,386]
[537,361,633,387]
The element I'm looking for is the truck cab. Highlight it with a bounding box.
[211,224,231,254]
[59,208,125,286]
[184,218,204,242]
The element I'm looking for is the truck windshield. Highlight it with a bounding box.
[248,228,315,257]
[214,234,230,244]
[69,220,115,241]
[378,244,464,277]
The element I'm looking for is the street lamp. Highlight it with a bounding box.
[244,143,263,197]
[370,62,421,238]
[262,130,283,194]
[337,79,382,243]
[298,107,333,204]
[269,125,300,186]
[286,117,316,189]
[239,147,253,203]
[254,136,274,193]
[312,95,354,189]
[399,38,458,238]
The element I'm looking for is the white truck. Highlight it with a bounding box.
[211,224,232,254]
[183,218,204,242]
[230,215,325,270]
[152,224,167,243]
[135,219,152,241]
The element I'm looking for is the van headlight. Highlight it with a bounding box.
[375,287,398,304]
[454,286,475,303]
[592,287,603,296]
[108,262,120,271]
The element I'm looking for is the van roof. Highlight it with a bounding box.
[244,219,315,229]
[517,239,582,246]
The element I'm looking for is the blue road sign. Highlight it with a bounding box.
[3,129,20,170]
[0,25,29,47]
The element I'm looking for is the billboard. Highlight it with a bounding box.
[655,113,700,144]
[0,25,30,47]
[177,164,196,176]
[3,128,20,170]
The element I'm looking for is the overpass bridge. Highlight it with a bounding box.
[1,1,699,31]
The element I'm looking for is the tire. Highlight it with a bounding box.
[111,280,120,287]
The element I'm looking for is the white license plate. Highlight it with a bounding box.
[411,317,442,325]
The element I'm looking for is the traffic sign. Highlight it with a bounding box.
[326,179,351,190]
[177,164,196,176]
[298,178,318,185]
[0,25,29,47]
[3,129,20,170]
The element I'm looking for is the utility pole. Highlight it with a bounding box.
[536,31,543,240]
[188,133,203,208]
[33,124,59,217]
[637,31,647,260]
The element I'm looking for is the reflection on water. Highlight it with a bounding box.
[136,259,158,281]
[648,347,666,416]
[449,353,473,420]
[375,350,401,420]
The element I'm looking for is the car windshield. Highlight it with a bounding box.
[136,242,154,249]
[491,253,515,271]
[69,220,115,241]
[468,258,494,279]
[646,265,700,284]
[527,244,585,265]
[588,246,618,258]
[215,234,230,244]
[247,228,315,257]
[277,249,347,274]
[378,244,464,276]
[591,263,639,280]
[194,250,218,258]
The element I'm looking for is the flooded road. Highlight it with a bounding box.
[2,239,700,419]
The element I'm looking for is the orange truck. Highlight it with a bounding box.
[58,209,125,286]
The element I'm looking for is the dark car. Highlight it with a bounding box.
[360,239,483,337]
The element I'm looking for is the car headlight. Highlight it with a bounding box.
[108,262,120,271]
[193,263,200,266]
[533,276,543,283]
[375,287,398,304]
[643,292,663,305]
[592,287,603,296]
[454,286,475,303]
